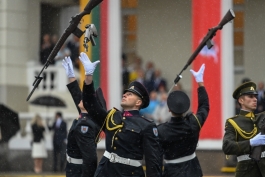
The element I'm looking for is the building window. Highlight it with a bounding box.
[121,0,138,57]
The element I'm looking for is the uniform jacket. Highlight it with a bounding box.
[223,110,265,177]
[82,81,162,177]
[158,86,209,177]
[66,80,100,177]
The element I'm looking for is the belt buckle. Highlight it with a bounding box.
[109,153,117,163]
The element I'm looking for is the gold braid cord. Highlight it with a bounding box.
[192,114,202,129]
[227,119,257,139]
[95,108,124,147]
[106,109,123,131]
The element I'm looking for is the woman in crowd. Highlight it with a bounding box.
[31,114,47,173]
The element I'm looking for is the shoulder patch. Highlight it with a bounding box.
[81,126,89,133]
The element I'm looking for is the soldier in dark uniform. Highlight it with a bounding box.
[223,81,265,177]
[78,52,162,177]
[62,57,101,177]
[158,64,209,177]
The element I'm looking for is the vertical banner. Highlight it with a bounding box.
[100,0,109,106]
[79,0,92,89]
[192,0,222,139]
[79,0,121,108]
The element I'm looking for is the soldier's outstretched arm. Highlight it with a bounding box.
[190,64,209,128]
[62,56,82,114]
[79,52,107,126]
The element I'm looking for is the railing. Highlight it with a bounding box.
[27,61,69,93]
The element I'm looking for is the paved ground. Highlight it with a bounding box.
[0,173,234,177]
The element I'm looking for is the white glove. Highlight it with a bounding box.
[62,56,75,78]
[190,63,205,83]
[250,133,265,147]
[79,52,100,75]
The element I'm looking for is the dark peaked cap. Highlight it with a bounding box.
[124,81,150,109]
[167,90,190,114]
[233,81,258,99]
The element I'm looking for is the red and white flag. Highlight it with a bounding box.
[191,0,234,140]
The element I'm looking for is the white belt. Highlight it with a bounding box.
[237,151,265,162]
[66,154,83,164]
[103,151,142,167]
[164,152,196,164]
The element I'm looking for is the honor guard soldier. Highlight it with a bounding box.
[158,64,209,177]
[62,56,101,177]
[223,81,265,177]
[79,52,162,177]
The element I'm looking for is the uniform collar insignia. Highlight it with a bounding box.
[245,112,255,118]
[123,110,140,117]
[123,111,133,117]
[240,110,255,118]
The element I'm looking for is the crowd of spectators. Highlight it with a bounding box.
[40,34,80,68]
[39,34,80,90]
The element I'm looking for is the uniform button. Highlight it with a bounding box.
[132,129,134,132]
[115,137,118,140]
[114,147,116,150]
[123,117,126,120]
[132,172,134,175]
[119,129,121,132]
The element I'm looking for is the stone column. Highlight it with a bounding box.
[0,0,40,112]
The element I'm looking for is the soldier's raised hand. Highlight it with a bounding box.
[62,56,75,78]
[79,52,100,75]
[190,63,205,83]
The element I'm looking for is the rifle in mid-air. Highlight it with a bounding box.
[26,0,103,101]
[168,9,235,93]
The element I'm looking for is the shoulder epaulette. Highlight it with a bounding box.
[185,111,193,117]
[255,111,265,117]
[113,107,120,112]
[141,116,154,122]
[228,115,239,119]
